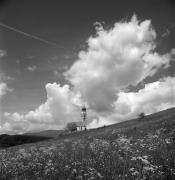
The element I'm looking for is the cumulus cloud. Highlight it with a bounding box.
[3,83,83,133]
[53,70,63,80]
[161,23,174,38]
[162,29,170,37]
[0,73,14,82]
[27,65,37,72]
[0,73,13,98]
[88,76,175,128]
[2,15,175,133]
[25,83,82,125]
[0,73,12,134]
[0,82,11,97]
[65,15,174,112]
[114,76,175,115]
[0,49,7,58]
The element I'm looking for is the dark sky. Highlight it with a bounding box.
[0,0,175,114]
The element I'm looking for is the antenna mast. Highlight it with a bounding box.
[81,105,87,130]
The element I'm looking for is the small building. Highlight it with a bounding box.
[76,121,86,131]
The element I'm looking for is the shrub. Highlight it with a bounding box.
[139,112,145,120]
[66,122,77,132]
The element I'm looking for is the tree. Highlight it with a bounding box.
[139,112,145,120]
[66,122,77,132]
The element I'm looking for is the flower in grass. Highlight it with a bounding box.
[89,177,95,180]
[116,135,132,151]
[165,138,171,144]
[77,175,83,180]
[137,156,150,164]
[143,164,158,172]
[143,155,148,159]
[72,168,77,174]
[97,172,103,178]
[143,166,154,171]
[132,171,139,176]
[131,156,150,164]
[72,161,81,166]
[129,168,139,176]
[65,165,71,170]
[131,157,137,161]
[131,156,158,173]
[89,139,110,152]
[17,148,31,158]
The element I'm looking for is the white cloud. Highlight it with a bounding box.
[0,74,13,134]
[162,29,170,37]
[0,73,14,82]
[27,65,37,72]
[0,49,7,58]
[88,76,175,128]
[3,83,83,133]
[53,70,62,79]
[2,15,175,133]
[0,73,13,98]
[161,24,174,38]
[65,14,173,112]
[113,76,175,117]
[25,83,82,125]
[0,82,10,97]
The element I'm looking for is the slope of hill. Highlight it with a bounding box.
[0,107,175,179]
[0,134,51,148]
[25,129,64,138]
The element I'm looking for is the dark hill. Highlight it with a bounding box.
[25,129,64,137]
[0,134,51,148]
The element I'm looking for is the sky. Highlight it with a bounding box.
[0,0,175,134]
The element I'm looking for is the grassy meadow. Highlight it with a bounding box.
[0,107,175,180]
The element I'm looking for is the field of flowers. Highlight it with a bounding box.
[0,108,175,180]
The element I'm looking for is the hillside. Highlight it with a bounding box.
[0,134,51,148]
[0,107,175,179]
[25,129,64,138]
[25,107,175,139]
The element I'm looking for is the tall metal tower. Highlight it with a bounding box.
[81,105,87,130]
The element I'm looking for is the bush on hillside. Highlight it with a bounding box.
[139,112,145,120]
[66,122,77,132]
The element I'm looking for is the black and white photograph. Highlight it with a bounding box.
[0,0,175,179]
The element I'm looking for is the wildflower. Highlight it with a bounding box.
[137,156,150,164]
[165,138,171,144]
[97,172,103,178]
[131,157,137,161]
[132,171,139,176]
[129,168,139,176]
[72,169,77,174]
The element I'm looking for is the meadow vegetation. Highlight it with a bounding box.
[0,108,175,179]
